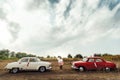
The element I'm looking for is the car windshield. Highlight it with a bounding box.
[17,57,41,62]
[82,58,87,62]
[36,58,40,62]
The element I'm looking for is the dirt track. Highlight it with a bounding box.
[0,60,120,80]
[0,69,120,80]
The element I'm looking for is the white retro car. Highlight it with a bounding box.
[5,57,52,73]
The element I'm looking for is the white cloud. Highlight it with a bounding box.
[0,20,12,45]
[0,0,120,57]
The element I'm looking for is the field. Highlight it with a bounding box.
[0,59,120,80]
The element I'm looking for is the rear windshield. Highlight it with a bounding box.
[82,58,87,62]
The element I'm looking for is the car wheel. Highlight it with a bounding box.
[79,66,85,72]
[105,67,111,72]
[39,66,46,72]
[11,68,19,74]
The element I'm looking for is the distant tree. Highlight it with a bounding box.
[68,54,72,58]
[74,54,83,58]
[102,53,112,56]
[9,51,16,58]
[0,49,9,59]
[16,52,27,58]
[94,53,102,57]
[47,55,50,58]
[0,49,39,60]
[27,54,36,57]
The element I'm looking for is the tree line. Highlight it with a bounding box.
[0,49,83,60]
[0,49,120,61]
[0,49,36,60]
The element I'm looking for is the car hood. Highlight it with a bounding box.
[72,61,86,64]
[5,62,18,68]
[8,62,18,65]
[106,61,114,64]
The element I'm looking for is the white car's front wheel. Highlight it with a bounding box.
[39,66,46,72]
[11,68,19,74]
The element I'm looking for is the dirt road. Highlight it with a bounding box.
[0,69,120,80]
[0,60,120,80]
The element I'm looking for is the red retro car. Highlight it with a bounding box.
[71,57,116,72]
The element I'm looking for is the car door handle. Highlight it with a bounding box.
[27,62,29,67]
[94,63,97,67]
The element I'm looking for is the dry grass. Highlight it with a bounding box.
[0,60,120,80]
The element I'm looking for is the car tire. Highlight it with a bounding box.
[79,66,85,72]
[105,67,111,72]
[39,66,46,72]
[11,68,19,74]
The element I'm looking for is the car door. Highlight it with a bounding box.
[19,58,29,70]
[27,58,39,70]
[95,58,105,70]
[87,58,96,70]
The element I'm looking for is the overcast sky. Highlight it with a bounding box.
[0,0,120,57]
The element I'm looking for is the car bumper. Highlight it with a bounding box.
[4,66,11,70]
[4,67,11,71]
[46,66,52,70]
[71,65,78,69]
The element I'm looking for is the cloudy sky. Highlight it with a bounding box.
[0,0,120,57]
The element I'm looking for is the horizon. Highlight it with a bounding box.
[1,48,120,58]
[0,0,120,57]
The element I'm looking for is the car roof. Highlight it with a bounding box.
[87,57,102,59]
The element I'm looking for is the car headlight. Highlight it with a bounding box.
[72,63,75,66]
[5,64,10,69]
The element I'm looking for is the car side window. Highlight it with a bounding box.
[96,59,103,62]
[88,59,94,62]
[30,58,37,62]
[21,58,28,62]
